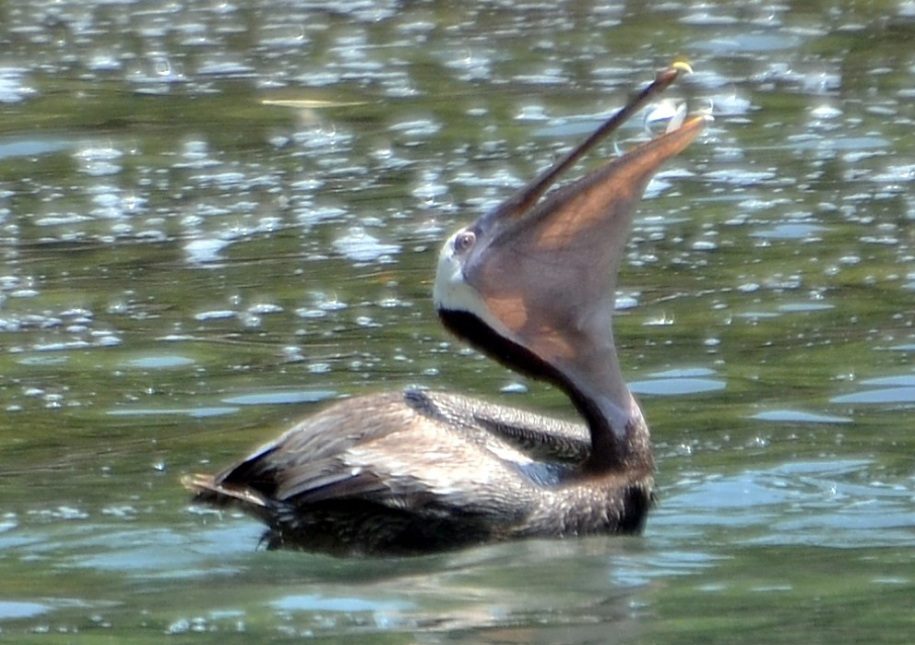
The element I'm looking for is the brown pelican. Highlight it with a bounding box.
[184,64,705,555]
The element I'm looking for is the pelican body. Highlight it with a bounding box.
[185,66,705,555]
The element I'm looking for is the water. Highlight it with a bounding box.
[1,0,913,642]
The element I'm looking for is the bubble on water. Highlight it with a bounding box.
[87,52,122,72]
[75,145,123,177]
[870,164,915,184]
[194,309,236,321]
[412,177,448,202]
[710,93,753,117]
[93,331,122,347]
[389,118,441,138]
[705,168,778,186]
[680,11,740,26]
[33,340,92,352]
[692,239,719,252]
[185,237,232,265]
[166,618,191,635]
[444,49,493,82]
[615,294,639,310]
[356,315,380,328]
[333,227,400,263]
[28,506,89,520]
[515,104,550,122]
[738,282,760,293]
[295,204,347,226]
[197,57,255,77]
[811,104,842,120]
[295,307,326,319]
[101,505,138,518]
[290,177,324,193]
[513,66,568,86]
[247,302,283,315]
[501,382,528,394]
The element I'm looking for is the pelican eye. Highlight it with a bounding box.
[453,230,476,253]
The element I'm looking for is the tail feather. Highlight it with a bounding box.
[182,473,270,511]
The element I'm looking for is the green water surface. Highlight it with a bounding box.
[0,1,913,642]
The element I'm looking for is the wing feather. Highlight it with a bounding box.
[188,388,588,514]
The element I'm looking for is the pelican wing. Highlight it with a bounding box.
[405,389,591,463]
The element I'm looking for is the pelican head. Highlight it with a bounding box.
[434,65,705,468]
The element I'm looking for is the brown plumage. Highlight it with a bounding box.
[184,64,704,555]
